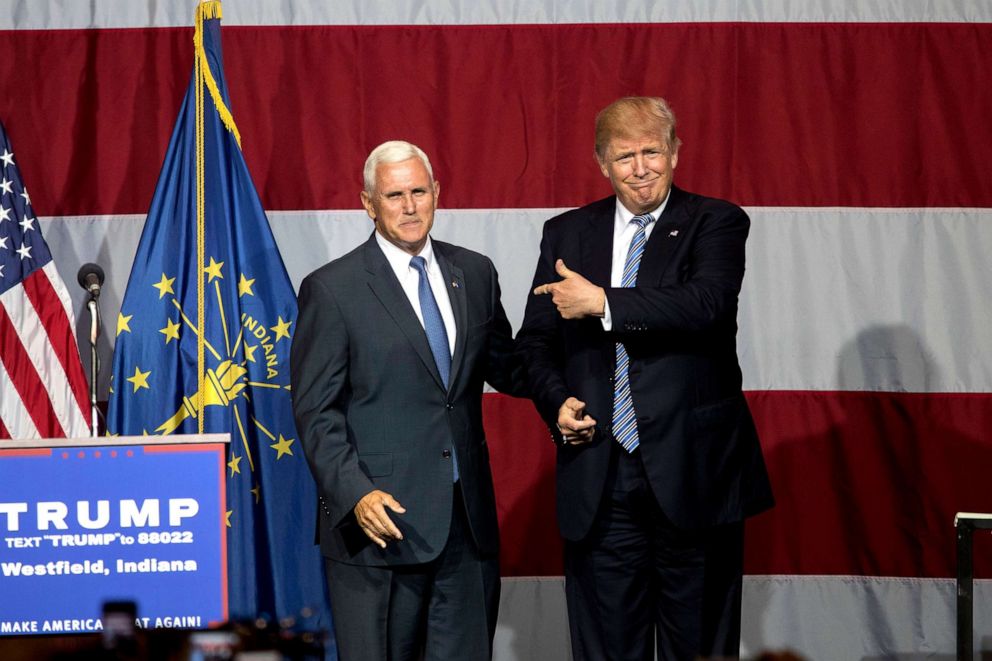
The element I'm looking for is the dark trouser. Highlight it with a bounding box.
[565,445,744,661]
[325,486,500,661]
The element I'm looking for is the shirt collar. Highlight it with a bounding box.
[615,187,672,227]
[375,231,437,275]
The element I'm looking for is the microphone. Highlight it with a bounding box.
[77,263,105,297]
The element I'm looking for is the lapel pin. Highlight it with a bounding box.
[669,230,679,237]
[451,281,460,288]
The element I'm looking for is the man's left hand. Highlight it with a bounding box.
[533,259,605,319]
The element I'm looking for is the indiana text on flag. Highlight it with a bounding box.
[0,121,89,440]
[105,1,333,645]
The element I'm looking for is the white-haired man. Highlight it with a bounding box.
[291,140,522,660]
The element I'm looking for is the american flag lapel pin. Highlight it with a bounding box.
[451,280,460,288]
[669,229,679,237]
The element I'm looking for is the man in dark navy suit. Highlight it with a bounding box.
[291,141,521,661]
[517,97,773,660]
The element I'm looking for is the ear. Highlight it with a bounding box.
[360,190,376,220]
[596,152,610,178]
[433,180,441,207]
[670,149,679,171]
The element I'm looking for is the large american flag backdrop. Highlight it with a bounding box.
[2,1,990,658]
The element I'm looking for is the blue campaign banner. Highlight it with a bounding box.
[0,440,227,636]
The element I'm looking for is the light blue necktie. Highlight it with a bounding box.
[612,214,653,452]
[410,256,457,480]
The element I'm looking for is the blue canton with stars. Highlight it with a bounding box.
[0,122,52,295]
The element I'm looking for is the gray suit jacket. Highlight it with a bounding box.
[291,233,520,566]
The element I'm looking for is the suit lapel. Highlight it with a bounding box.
[435,246,466,393]
[362,235,447,391]
[638,186,687,285]
[580,198,615,287]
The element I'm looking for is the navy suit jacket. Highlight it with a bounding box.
[291,234,520,566]
[516,187,773,540]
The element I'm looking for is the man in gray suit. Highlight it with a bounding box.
[290,140,522,661]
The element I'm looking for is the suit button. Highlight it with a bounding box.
[442,449,451,458]
[445,403,454,410]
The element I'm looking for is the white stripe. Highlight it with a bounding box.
[0,352,41,439]
[42,261,81,334]
[42,207,992,395]
[495,575,992,660]
[0,0,989,30]
[741,207,992,393]
[0,277,84,438]
[498,575,992,659]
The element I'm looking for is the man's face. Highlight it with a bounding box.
[361,157,440,255]
[597,134,678,215]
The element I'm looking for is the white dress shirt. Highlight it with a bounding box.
[375,232,457,355]
[601,192,671,330]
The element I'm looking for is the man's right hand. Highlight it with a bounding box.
[354,490,407,548]
[557,397,597,445]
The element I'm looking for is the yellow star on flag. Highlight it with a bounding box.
[251,484,261,504]
[227,454,242,476]
[238,273,256,297]
[116,313,133,336]
[204,257,224,282]
[152,273,176,299]
[225,510,233,527]
[159,318,181,344]
[270,434,295,459]
[271,316,292,341]
[244,343,257,363]
[126,366,151,393]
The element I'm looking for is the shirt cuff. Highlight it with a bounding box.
[600,294,613,331]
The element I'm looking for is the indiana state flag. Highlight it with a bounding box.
[106,2,333,651]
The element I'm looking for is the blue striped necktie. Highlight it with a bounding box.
[612,213,653,452]
[410,255,458,481]
[410,256,451,388]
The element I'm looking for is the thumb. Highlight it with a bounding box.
[555,259,574,278]
[383,495,407,514]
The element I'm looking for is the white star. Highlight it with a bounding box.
[0,150,12,168]
[0,178,11,195]
[0,236,7,250]
[0,264,4,278]
[20,188,30,205]
[16,243,32,260]
[19,216,35,232]
[0,206,9,222]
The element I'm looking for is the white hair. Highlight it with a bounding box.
[363,140,435,193]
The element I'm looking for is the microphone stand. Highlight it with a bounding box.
[86,292,100,437]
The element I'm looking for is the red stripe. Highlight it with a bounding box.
[484,394,564,577]
[0,296,67,438]
[0,417,9,439]
[484,392,992,578]
[22,268,90,418]
[1,23,990,214]
[745,390,992,578]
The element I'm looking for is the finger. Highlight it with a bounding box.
[372,508,403,540]
[361,526,388,549]
[533,283,552,296]
[565,413,597,430]
[383,496,407,514]
[555,259,573,278]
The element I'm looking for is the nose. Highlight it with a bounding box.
[632,154,649,177]
[401,193,417,214]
